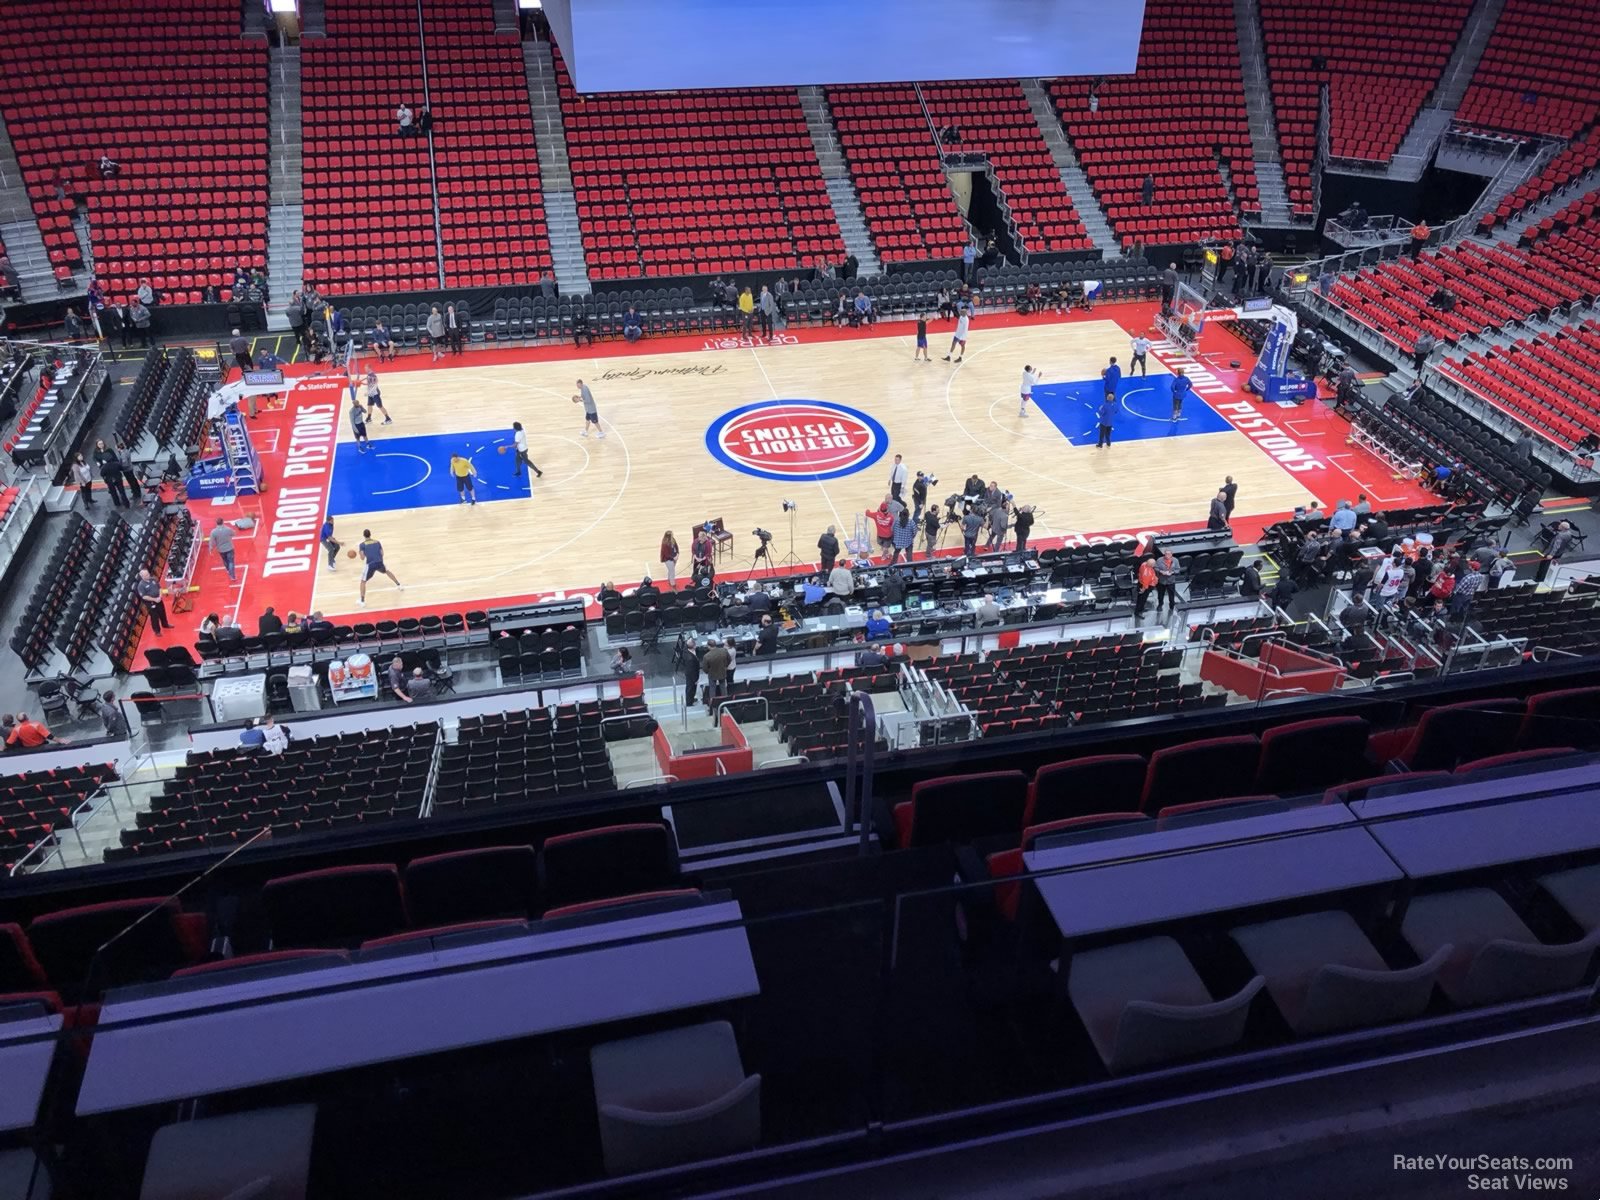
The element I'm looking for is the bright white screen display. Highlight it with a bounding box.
[545,0,1144,93]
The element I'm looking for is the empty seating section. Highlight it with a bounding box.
[826,85,968,263]
[557,51,842,279]
[918,82,1089,253]
[1455,0,1600,137]
[1352,386,1543,505]
[9,513,96,672]
[435,700,635,813]
[1482,130,1600,232]
[1442,320,1600,448]
[0,0,268,300]
[1469,587,1600,658]
[1258,0,1469,213]
[107,726,435,862]
[1326,235,1594,356]
[301,1,437,293]
[0,765,117,875]
[1051,0,1255,249]
[971,634,1207,731]
[419,0,551,287]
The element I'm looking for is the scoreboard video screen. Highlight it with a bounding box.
[544,0,1145,92]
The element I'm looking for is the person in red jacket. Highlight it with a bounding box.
[868,500,896,560]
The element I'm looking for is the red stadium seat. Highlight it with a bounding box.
[1140,735,1261,814]
[892,769,1029,848]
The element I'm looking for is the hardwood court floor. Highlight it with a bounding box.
[141,305,1428,646]
[301,315,1312,614]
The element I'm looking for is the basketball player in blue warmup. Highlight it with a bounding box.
[357,529,403,607]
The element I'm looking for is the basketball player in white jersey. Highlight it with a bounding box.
[1019,364,1041,417]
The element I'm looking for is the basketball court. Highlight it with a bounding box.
[144,303,1433,647]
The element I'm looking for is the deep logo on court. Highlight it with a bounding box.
[705,400,887,481]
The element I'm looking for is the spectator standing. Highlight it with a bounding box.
[1373,549,1409,612]
[962,240,977,283]
[888,454,908,502]
[137,279,156,307]
[93,440,130,507]
[1152,546,1181,617]
[446,303,465,355]
[1408,220,1430,258]
[737,287,755,336]
[985,497,1009,552]
[1160,262,1179,312]
[817,525,839,573]
[128,297,152,347]
[660,529,680,589]
[701,639,731,712]
[961,506,983,556]
[1536,520,1576,583]
[1141,173,1155,206]
[1135,553,1157,619]
[136,568,168,633]
[397,103,414,135]
[914,312,930,361]
[757,615,778,654]
[1207,489,1229,531]
[426,305,446,361]
[209,518,238,582]
[757,287,776,338]
[890,506,916,563]
[680,639,702,709]
[1222,475,1238,517]
[1012,506,1034,556]
[70,453,95,508]
[229,329,252,374]
[285,293,307,349]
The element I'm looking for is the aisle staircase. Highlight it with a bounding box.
[1019,78,1120,259]
[0,112,77,301]
[265,45,305,323]
[799,87,881,276]
[521,38,590,295]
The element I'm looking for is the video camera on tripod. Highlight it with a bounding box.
[751,528,773,542]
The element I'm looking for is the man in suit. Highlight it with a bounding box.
[888,454,908,502]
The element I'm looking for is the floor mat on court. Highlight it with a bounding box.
[140,302,1433,651]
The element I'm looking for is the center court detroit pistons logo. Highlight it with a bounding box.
[706,400,888,482]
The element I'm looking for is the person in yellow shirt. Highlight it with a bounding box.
[737,286,754,337]
[449,447,478,506]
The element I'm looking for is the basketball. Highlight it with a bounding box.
[346,549,357,560]
[497,444,507,455]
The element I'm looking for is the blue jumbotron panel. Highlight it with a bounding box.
[1029,378,1233,445]
[325,431,532,516]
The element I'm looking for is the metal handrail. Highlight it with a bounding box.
[756,755,809,769]
[622,774,678,788]
[1530,645,1584,663]
[715,696,767,723]
[9,832,60,876]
